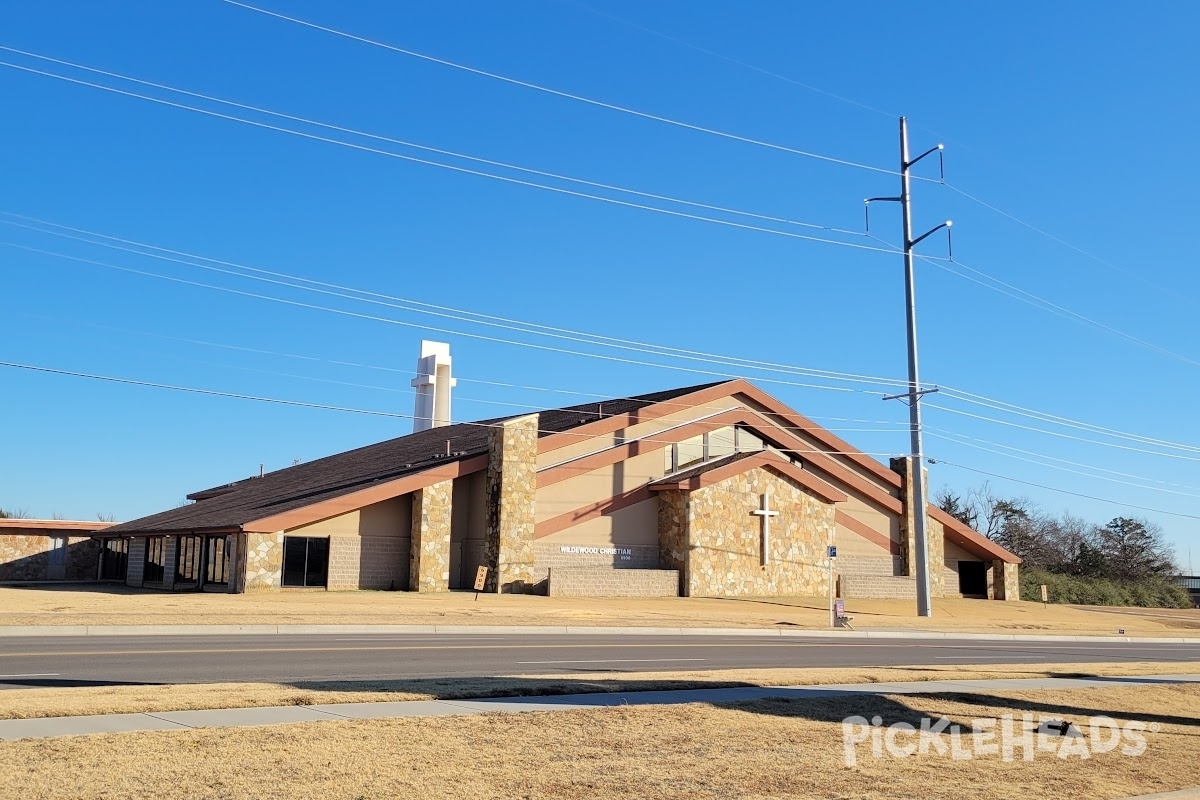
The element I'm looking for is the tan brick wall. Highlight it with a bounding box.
[676,466,836,598]
[548,566,679,597]
[126,537,146,586]
[410,479,453,592]
[327,536,408,590]
[484,414,538,593]
[840,573,916,600]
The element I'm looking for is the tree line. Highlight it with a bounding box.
[936,484,1190,608]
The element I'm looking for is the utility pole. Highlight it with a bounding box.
[867,117,951,618]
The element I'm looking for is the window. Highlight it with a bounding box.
[282,536,329,588]
[175,535,204,585]
[205,536,231,586]
[144,536,167,583]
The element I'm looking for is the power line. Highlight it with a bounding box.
[937,387,1200,455]
[926,430,1200,499]
[12,212,1200,462]
[14,310,916,428]
[931,460,1200,522]
[0,60,906,259]
[565,0,898,121]
[925,402,1200,462]
[1,212,910,389]
[918,253,1200,370]
[942,182,1200,309]
[3,240,892,396]
[220,0,904,177]
[0,45,866,239]
[0,358,905,458]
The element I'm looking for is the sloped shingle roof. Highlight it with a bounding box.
[104,381,729,535]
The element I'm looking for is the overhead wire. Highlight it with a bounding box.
[16,310,918,428]
[0,46,866,239]
[0,61,909,257]
[220,0,904,178]
[926,430,1200,499]
[0,359,906,459]
[10,213,1200,461]
[0,212,911,389]
[2,240,893,396]
[930,460,1200,522]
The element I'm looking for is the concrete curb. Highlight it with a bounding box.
[0,623,1198,643]
[1118,790,1200,800]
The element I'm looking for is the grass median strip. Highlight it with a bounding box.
[1,682,1197,799]
[4,586,1198,636]
[1,661,1196,720]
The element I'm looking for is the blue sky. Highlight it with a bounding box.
[2,1,1198,565]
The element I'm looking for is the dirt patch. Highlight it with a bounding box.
[0,683,1196,799]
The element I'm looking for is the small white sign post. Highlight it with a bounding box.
[752,494,779,566]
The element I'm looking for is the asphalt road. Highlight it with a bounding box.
[0,633,1197,689]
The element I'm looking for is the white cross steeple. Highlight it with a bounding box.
[752,493,780,566]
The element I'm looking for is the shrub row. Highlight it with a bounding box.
[1019,568,1191,608]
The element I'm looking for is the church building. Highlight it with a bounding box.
[102,343,1020,601]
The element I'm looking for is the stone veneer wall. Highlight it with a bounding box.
[327,536,409,590]
[674,466,837,598]
[410,479,453,592]
[0,534,100,582]
[657,489,689,583]
[992,560,1020,601]
[548,566,679,597]
[484,414,538,593]
[245,532,283,590]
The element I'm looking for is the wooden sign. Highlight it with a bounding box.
[1040,584,1048,605]
[473,565,489,599]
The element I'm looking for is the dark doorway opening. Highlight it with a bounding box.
[958,560,988,596]
[100,538,128,581]
[282,536,329,588]
[144,536,167,583]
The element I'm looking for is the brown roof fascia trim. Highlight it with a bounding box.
[100,526,243,537]
[834,510,900,556]
[537,408,747,487]
[929,506,1021,564]
[734,383,903,490]
[650,451,848,505]
[534,486,654,539]
[243,454,488,533]
[536,380,744,455]
[0,520,113,532]
[539,403,902,516]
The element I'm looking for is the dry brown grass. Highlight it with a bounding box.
[2,661,1197,720]
[3,585,1198,635]
[1,682,1197,799]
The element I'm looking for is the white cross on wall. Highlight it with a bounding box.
[752,493,780,566]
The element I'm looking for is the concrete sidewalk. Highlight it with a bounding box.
[1,673,1196,742]
[2,623,1198,643]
